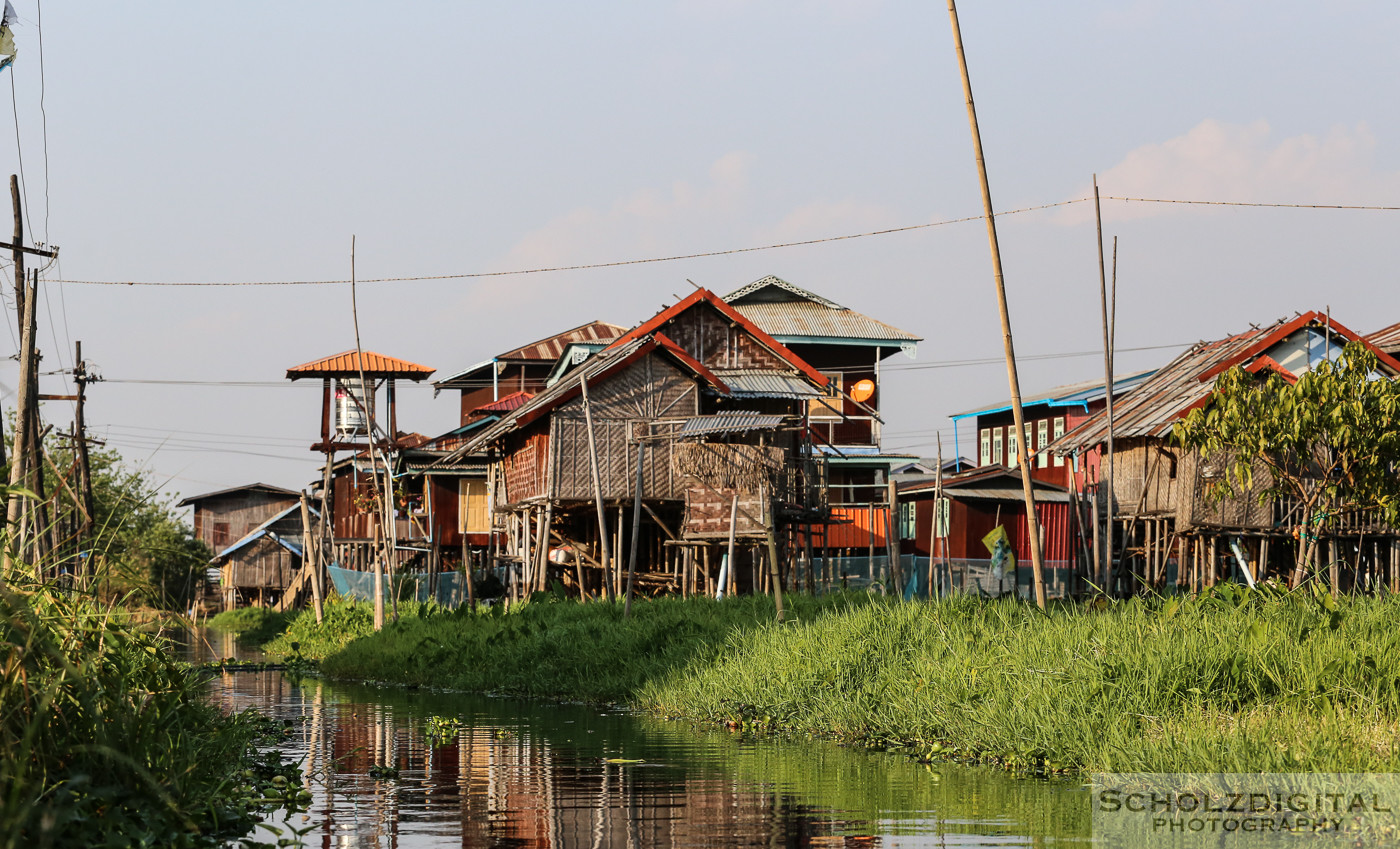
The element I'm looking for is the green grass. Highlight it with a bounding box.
[0,575,301,848]
[272,592,874,702]
[206,605,292,645]
[275,584,1400,775]
[639,585,1400,774]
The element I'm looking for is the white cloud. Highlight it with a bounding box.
[493,151,756,272]
[1065,119,1400,223]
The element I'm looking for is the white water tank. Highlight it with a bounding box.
[335,378,373,436]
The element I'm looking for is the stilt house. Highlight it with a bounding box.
[439,289,834,598]
[1051,311,1400,594]
[722,275,923,556]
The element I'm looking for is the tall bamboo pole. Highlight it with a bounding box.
[624,441,645,617]
[580,378,614,602]
[1094,178,1117,593]
[947,0,1046,608]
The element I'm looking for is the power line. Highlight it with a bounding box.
[51,200,1084,286]
[44,194,1400,289]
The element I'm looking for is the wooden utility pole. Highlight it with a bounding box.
[4,277,36,559]
[73,342,96,573]
[947,0,1048,608]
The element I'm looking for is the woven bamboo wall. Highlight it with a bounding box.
[1107,440,1180,516]
[663,303,786,372]
[549,353,699,501]
[502,427,549,504]
[682,487,766,537]
[1177,448,1274,530]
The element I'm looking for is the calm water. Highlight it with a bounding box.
[189,630,1089,848]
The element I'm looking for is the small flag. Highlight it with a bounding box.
[0,2,16,73]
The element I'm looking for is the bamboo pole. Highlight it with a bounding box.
[725,494,739,598]
[947,0,1047,608]
[580,378,614,602]
[762,484,785,622]
[625,441,645,617]
[301,494,324,623]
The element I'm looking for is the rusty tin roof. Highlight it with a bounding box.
[286,350,435,380]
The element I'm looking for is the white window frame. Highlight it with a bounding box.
[1052,417,1065,466]
[979,428,992,466]
[1037,420,1049,468]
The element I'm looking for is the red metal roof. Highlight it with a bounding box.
[1053,311,1400,452]
[498,320,627,362]
[470,391,534,414]
[606,288,829,388]
[286,350,435,380]
[1367,321,1400,355]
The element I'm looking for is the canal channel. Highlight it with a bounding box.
[190,630,1089,847]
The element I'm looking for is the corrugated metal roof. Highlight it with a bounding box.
[286,350,435,380]
[471,391,533,414]
[436,336,671,463]
[1052,311,1399,454]
[730,301,920,343]
[498,320,626,362]
[1368,321,1400,355]
[177,482,300,507]
[952,369,1157,419]
[714,369,823,399]
[722,275,920,343]
[944,487,1069,503]
[680,412,786,436]
[433,322,626,388]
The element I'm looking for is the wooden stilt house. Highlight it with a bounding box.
[1051,311,1400,595]
[436,289,834,599]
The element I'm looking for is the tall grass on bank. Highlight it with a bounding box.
[639,585,1400,774]
[273,593,872,702]
[274,585,1400,774]
[0,576,278,848]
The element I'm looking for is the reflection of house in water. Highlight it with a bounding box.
[204,673,883,848]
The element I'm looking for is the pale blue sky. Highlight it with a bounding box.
[2,1,1398,496]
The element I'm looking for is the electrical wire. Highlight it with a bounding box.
[43,194,1400,288]
[49,200,1084,286]
[7,68,29,237]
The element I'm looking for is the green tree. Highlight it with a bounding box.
[5,426,212,609]
[1174,341,1400,583]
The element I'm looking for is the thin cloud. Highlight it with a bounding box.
[1064,119,1400,223]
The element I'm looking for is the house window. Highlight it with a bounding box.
[1008,427,1019,468]
[459,479,490,534]
[992,428,1003,466]
[935,497,951,538]
[1052,417,1065,466]
[979,428,991,466]
[899,502,917,539]
[1037,420,1049,468]
[212,521,230,549]
[808,373,843,420]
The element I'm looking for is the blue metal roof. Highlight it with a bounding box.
[950,369,1156,421]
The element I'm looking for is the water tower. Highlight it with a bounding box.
[285,350,436,454]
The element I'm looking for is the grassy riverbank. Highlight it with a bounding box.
[1,579,304,848]
[261,586,1400,774]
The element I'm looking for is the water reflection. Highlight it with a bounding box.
[191,632,1088,848]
